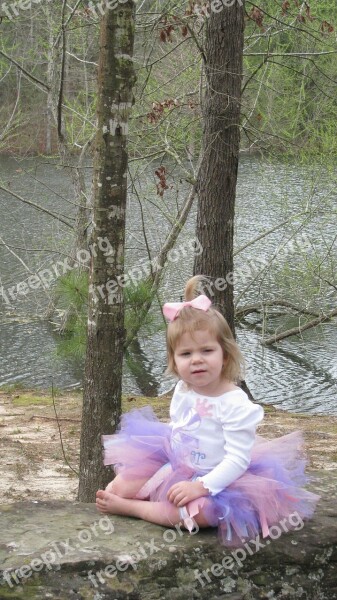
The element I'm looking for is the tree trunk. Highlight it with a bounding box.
[78,2,136,501]
[45,8,55,156]
[194,0,245,335]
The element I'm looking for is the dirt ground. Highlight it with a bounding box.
[0,388,336,504]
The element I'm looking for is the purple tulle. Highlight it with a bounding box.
[102,406,320,547]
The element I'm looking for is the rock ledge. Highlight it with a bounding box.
[0,470,336,600]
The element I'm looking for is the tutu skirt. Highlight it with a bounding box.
[102,406,320,547]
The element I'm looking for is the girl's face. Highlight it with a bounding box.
[173,329,227,396]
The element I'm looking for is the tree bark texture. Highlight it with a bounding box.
[78,2,136,501]
[194,0,245,335]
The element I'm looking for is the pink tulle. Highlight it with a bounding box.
[102,406,320,547]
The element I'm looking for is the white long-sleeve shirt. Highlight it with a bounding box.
[169,380,264,495]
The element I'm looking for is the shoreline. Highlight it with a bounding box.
[0,386,336,505]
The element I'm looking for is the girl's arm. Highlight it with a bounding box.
[196,398,264,496]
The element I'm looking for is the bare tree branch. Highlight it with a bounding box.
[262,307,337,346]
[236,300,320,319]
[53,0,83,48]
[234,212,310,256]
[0,49,50,91]
[245,0,333,46]
[245,51,337,57]
[0,71,22,142]
[57,0,68,142]
[0,184,74,228]
[0,234,35,276]
[124,154,201,348]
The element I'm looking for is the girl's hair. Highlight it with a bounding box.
[166,275,244,383]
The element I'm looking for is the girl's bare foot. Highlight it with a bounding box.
[96,490,128,514]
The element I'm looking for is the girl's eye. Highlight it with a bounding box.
[180,352,190,356]
[203,348,213,352]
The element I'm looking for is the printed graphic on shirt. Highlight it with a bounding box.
[171,398,212,466]
[195,398,214,418]
[190,450,206,465]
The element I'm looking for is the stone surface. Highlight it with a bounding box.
[0,471,336,599]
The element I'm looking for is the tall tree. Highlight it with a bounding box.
[194,0,245,335]
[78,1,136,501]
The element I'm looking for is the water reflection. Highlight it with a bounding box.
[0,155,336,414]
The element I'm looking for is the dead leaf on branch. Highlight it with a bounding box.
[281,1,290,16]
[248,6,265,31]
[159,16,175,42]
[185,0,208,19]
[155,166,172,197]
[147,99,179,124]
[321,20,334,34]
[305,2,314,21]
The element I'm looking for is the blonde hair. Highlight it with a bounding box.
[166,275,244,383]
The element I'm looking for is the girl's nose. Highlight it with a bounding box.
[191,353,202,363]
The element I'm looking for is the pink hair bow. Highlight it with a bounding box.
[163,294,212,321]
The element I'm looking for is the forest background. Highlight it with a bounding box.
[1,0,337,155]
[0,0,336,426]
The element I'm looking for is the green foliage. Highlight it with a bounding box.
[54,270,88,313]
[124,279,159,338]
[53,271,161,361]
[53,271,88,360]
[130,31,202,161]
[63,96,97,147]
[242,0,337,156]
[1,0,336,157]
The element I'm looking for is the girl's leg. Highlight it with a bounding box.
[95,491,210,529]
[105,473,150,499]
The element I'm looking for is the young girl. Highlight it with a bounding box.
[96,276,319,546]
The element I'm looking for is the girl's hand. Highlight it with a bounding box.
[167,480,209,507]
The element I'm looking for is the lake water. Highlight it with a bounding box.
[0,154,336,414]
